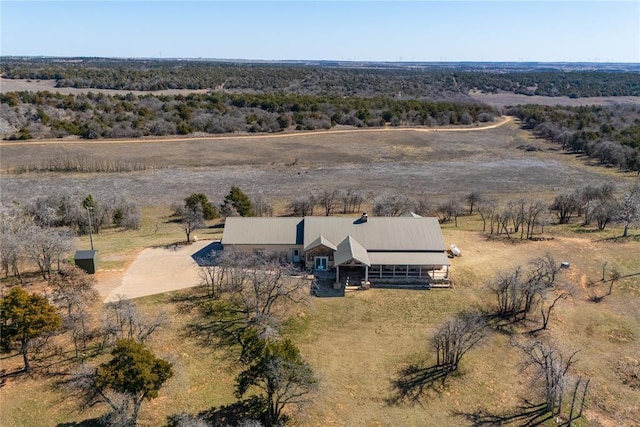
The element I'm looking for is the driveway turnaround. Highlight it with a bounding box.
[103,240,213,303]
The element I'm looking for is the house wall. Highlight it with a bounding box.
[305,247,335,267]
[224,244,303,262]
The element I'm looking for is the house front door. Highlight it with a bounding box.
[314,256,328,271]
[292,249,300,263]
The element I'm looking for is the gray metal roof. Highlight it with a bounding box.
[334,235,370,266]
[368,252,450,266]
[75,250,98,259]
[222,217,303,245]
[303,217,446,252]
[304,235,337,252]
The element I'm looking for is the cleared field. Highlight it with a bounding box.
[469,90,640,108]
[0,77,210,96]
[1,120,635,208]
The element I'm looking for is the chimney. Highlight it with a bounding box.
[360,212,368,223]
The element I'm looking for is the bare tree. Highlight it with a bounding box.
[287,194,316,216]
[49,265,100,358]
[339,189,364,214]
[101,297,168,346]
[490,254,560,323]
[317,189,339,216]
[477,199,497,233]
[0,209,31,281]
[216,251,308,338]
[615,184,640,237]
[372,194,414,217]
[524,200,548,239]
[173,202,205,243]
[515,337,580,415]
[491,267,522,319]
[252,195,274,217]
[432,311,489,377]
[551,191,580,224]
[539,289,570,331]
[435,198,463,225]
[578,183,614,226]
[23,225,74,279]
[465,191,484,215]
[507,199,526,236]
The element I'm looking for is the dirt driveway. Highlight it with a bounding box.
[102,240,212,303]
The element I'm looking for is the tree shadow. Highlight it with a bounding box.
[452,401,552,427]
[387,362,454,405]
[57,418,102,427]
[167,396,267,426]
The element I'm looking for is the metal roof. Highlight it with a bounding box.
[304,234,337,252]
[303,217,446,252]
[368,252,450,266]
[74,250,98,259]
[221,217,303,245]
[334,235,370,266]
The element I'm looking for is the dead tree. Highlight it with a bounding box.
[515,337,580,415]
[432,311,489,376]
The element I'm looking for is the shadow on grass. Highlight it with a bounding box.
[168,396,267,426]
[57,418,102,427]
[452,401,552,427]
[388,362,454,405]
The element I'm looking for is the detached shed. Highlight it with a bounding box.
[74,250,99,274]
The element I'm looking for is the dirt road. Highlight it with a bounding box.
[0,116,513,147]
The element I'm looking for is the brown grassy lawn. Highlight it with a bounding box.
[2,220,638,427]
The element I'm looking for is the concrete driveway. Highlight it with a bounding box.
[103,240,214,303]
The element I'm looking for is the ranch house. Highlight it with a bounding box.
[221,213,450,286]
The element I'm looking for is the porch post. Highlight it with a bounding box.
[365,265,369,282]
[336,265,340,283]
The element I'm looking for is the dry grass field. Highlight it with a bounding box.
[469,90,640,108]
[1,221,638,427]
[1,119,639,427]
[1,119,636,207]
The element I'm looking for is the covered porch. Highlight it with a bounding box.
[334,250,451,287]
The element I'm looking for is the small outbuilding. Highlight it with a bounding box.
[74,250,99,274]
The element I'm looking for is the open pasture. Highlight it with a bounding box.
[1,120,635,208]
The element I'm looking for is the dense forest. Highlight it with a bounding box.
[507,104,640,173]
[2,58,640,174]
[2,58,640,98]
[0,91,498,139]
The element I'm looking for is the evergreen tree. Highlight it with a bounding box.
[96,339,173,426]
[0,287,62,372]
[223,186,254,217]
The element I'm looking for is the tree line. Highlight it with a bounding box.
[3,58,639,97]
[507,103,640,173]
[1,192,141,281]
[172,183,639,246]
[1,89,498,140]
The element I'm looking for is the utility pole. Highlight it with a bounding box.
[86,206,94,250]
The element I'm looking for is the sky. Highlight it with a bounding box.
[1,1,639,63]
